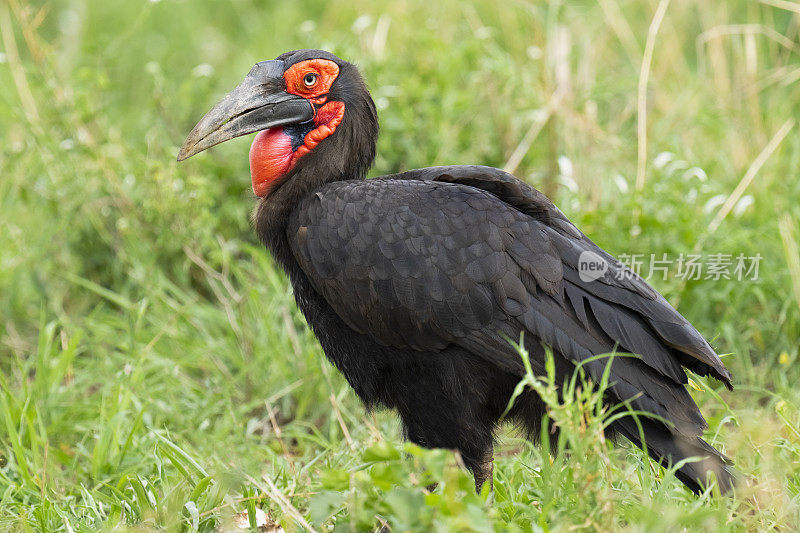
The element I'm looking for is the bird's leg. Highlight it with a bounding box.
[471,446,494,493]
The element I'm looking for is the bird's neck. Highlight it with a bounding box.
[255,90,378,265]
[254,158,362,269]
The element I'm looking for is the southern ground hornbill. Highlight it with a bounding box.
[178,49,735,493]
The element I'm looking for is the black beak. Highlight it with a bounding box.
[177,60,315,161]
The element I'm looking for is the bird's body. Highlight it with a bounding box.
[180,49,735,493]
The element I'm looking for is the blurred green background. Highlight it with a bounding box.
[1,0,799,530]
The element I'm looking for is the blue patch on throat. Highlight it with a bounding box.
[283,121,315,151]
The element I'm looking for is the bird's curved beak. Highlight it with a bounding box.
[177,60,315,161]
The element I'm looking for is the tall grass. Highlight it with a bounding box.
[1,0,799,530]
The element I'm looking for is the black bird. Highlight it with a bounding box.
[178,49,735,493]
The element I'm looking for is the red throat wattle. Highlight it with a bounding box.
[249,128,295,197]
[249,100,345,197]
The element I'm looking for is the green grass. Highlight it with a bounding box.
[1,0,800,530]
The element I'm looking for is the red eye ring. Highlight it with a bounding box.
[284,59,339,98]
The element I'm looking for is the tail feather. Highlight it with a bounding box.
[612,417,736,494]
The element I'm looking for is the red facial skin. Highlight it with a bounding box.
[249,59,345,197]
[249,128,295,197]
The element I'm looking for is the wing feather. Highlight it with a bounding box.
[288,168,732,438]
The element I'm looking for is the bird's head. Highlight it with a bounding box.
[178,49,377,197]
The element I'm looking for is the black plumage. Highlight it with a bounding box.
[180,49,735,494]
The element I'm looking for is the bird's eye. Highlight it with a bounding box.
[303,73,318,87]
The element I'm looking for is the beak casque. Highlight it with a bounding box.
[177,60,315,161]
